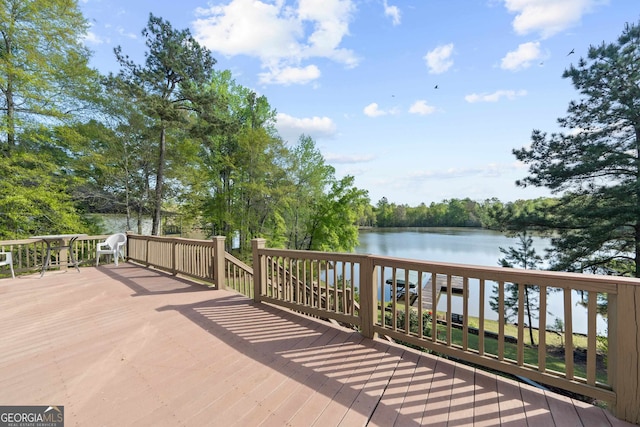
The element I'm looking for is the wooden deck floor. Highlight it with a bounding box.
[0,264,634,426]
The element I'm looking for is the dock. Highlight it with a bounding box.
[412,274,465,311]
[385,274,465,311]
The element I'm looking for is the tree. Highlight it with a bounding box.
[190,72,283,251]
[114,14,216,235]
[284,135,336,250]
[0,0,101,238]
[306,175,370,252]
[514,21,640,276]
[0,151,96,238]
[490,231,543,345]
[0,0,98,155]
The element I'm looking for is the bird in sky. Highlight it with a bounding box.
[567,48,575,56]
[434,85,438,89]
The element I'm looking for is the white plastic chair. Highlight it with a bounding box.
[96,233,127,266]
[0,251,15,279]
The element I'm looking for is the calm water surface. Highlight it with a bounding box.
[356,228,605,335]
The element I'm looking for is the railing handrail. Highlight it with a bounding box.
[261,247,631,291]
[225,252,253,275]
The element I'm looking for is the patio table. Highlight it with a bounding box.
[31,234,87,277]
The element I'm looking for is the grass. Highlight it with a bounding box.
[435,325,607,383]
[385,308,608,384]
[462,315,592,349]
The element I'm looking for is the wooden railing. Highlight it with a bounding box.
[0,235,110,276]
[251,238,640,424]
[126,234,253,294]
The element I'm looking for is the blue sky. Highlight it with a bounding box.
[79,0,638,206]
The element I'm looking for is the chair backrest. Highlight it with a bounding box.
[105,233,127,249]
[0,252,11,266]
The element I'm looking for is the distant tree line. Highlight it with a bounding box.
[365,197,557,230]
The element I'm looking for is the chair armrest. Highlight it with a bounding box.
[96,242,110,250]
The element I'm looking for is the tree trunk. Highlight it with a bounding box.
[525,286,535,345]
[152,126,166,236]
[4,76,15,154]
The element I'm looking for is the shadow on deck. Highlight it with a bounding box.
[0,264,633,426]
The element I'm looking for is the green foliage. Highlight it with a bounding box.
[0,151,95,238]
[0,0,101,238]
[307,175,370,252]
[0,0,99,153]
[283,135,336,250]
[384,308,433,337]
[372,197,563,229]
[374,197,485,228]
[514,20,640,277]
[490,231,544,345]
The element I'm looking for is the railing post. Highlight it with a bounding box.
[608,282,640,424]
[126,231,132,262]
[359,255,377,339]
[213,236,226,290]
[252,238,266,303]
[171,238,177,276]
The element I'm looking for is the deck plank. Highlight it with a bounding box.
[0,264,633,427]
[471,369,500,427]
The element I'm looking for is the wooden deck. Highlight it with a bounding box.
[0,264,634,426]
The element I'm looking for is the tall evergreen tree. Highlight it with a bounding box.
[514,21,640,276]
[114,14,216,235]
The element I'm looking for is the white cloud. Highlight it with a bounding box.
[501,41,542,70]
[117,27,138,40]
[193,0,358,85]
[383,0,401,26]
[325,153,376,163]
[465,90,527,103]
[82,31,105,45]
[409,162,519,180]
[503,0,604,39]
[259,65,321,85]
[424,43,454,74]
[363,103,387,117]
[408,100,436,116]
[275,113,337,143]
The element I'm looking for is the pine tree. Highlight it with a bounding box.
[490,231,543,345]
[514,21,640,276]
[114,14,216,235]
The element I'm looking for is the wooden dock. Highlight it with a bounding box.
[411,274,465,311]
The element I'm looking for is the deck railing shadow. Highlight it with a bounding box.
[97,263,214,296]
[155,291,611,426]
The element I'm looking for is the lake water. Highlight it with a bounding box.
[355,228,606,335]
